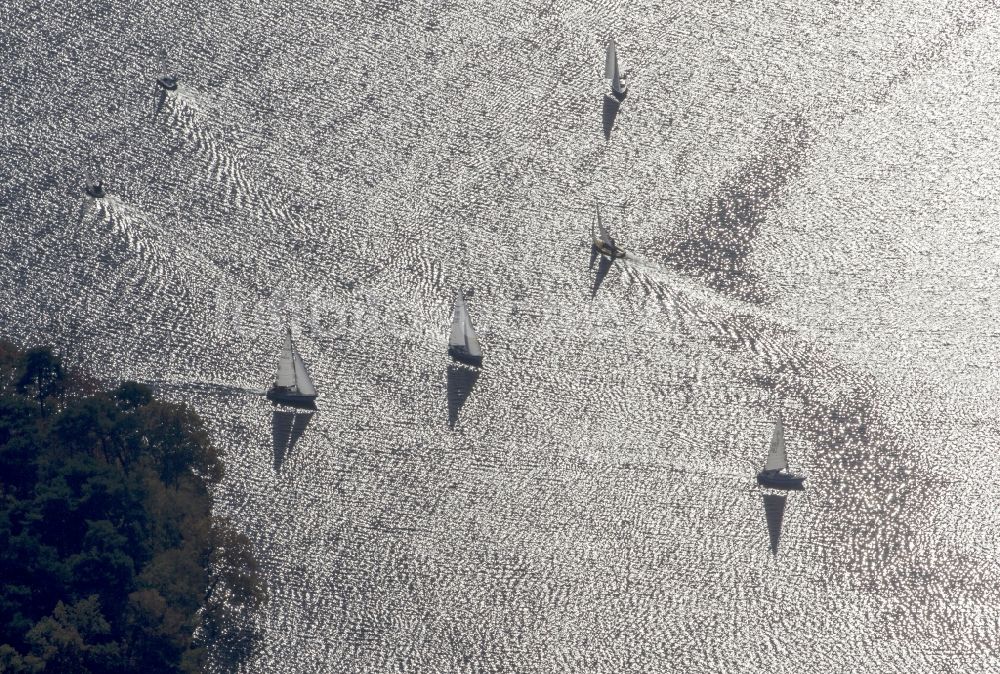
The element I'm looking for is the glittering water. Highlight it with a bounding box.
[4,0,1000,671]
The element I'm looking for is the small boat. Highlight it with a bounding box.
[757,417,806,489]
[604,38,628,102]
[266,328,318,407]
[448,291,483,367]
[84,181,106,199]
[591,203,626,259]
[156,76,178,91]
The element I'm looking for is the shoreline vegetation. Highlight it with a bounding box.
[0,342,264,673]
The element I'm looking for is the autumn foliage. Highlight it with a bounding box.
[0,342,264,673]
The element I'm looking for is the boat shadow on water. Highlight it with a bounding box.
[761,492,788,555]
[446,364,479,429]
[590,251,614,297]
[272,409,314,472]
[601,94,621,140]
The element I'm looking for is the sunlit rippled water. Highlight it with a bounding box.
[4,0,1000,671]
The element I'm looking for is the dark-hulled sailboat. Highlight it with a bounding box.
[591,203,626,259]
[266,328,318,407]
[84,181,106,199]
[757,416,806,489]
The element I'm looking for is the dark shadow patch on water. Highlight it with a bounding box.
[447,364,479,428]
[751,360,995,603]
[717,310,999,604]
[761,493,787,555]
[272,409,313,472]
[663,116,811,303]
[601,94,620,140]
[797,384,932,591]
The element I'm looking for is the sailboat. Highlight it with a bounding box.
[757,416,806,489]
[156,75,178,91]
[155,51,178,91]
[448,291,483,367]
[591,203,626,259]
[84,181,106,199]
[605,38,628,102]
[266,328,318,407]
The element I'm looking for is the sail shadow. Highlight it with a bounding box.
[272,410,294,472]
[589,243,599,270]
[289,411,313,450]
[591,253,613,297]
[447,364,479,428]
[272,410,313,472]
[662,116,811,303]
[602,94,621,140]
[762,493,788,555]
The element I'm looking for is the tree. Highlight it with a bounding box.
[23,596,118,674]
[0,344,262,672]
[16,349,64,416]
[113,382,152,411]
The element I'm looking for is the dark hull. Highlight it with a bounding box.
[757,471,806,490]
[611,88,628,102]
[448,346,482,367]
[84,185,105,198]
[267,387,317,409]
[592,238,626,259]
[156,77,178,91]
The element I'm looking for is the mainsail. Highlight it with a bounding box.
[605,39,625,95]
[596,204,612,245]
[604,39,618,79]
[764,418,787,472]
[275,328,316,396]
[450,292,482,357]
[276,329,296,389]
[292,352,317,397]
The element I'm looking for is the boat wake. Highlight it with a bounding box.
[81,195,167,279]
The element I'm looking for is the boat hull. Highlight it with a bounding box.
[611,88,628,102]
[84,185,106,199]
[449,345,482,367]
[757,470,806,490]
[156,77,178,91]
[267,386,317,409]
[592,238,626,259]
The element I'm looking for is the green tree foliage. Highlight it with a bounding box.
[16,349,64,416]
[0,342,264,673]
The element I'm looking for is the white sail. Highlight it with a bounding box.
[450,292,482,356]
[464,313,482,357]
[764,418,787,472]
[449,293,467,348]
[604,39,617,78]
[605,39,625,94]
[275,328,296,388]
[596,204,612,244]
[292,352,317,397]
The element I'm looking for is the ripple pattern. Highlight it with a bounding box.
[3,0,1000,672]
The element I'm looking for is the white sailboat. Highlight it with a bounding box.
[448,291,483,367]
[266,328,318,406]
[604,38,628,102]
[591,202,626,259]
[757,416,806,489]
